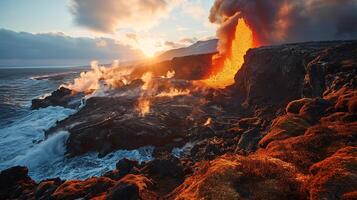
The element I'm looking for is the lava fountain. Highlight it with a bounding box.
[203,18,256,88]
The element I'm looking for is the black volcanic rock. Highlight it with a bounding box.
[131,53,215,80]
[232,41,356,119]
[104,158,140,181]
[35,178,64,200]
[236,127,262,153]
[0,166,37,199]
[44,82,209,157]
[304,42,357,97]
[140,156,185,195]
[233,44,311,108]
[107,182,140,200]
[51,96,195,157]
[31,86,84,109]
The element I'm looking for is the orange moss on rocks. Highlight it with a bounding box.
[259,114,310,148]
[259,122,356,171]
[258,86,357,170]
[286,98,314,114]
[118,174,153,191]
[52,177,115,200]
[308,147,357,200]
[107,174,157,200]
[170,154,305,200]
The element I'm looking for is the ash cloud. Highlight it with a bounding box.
[70,0,171,33]
[210,0,357,53]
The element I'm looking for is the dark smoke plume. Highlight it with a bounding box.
[210,0,357,53]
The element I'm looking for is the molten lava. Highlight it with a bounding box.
[203,18,255,88]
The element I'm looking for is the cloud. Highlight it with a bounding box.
[176,26,188,32]
[96,40,107,47]
[126,33,138,42]
[210,0,357,53]
[70,0,177,33]
[0,29,144,66]
[181,0,206,20]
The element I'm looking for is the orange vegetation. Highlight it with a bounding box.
[170,154,303,200]
[203,18,257,88]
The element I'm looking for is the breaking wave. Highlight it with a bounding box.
[0,105,153,182]
[30,71,79,80]
[0,106,76,164]
[8,131,70,168]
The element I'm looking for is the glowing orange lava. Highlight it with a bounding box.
[203,18,255,88]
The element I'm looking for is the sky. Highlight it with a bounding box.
[0,0,217,66]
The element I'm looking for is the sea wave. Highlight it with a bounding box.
[30,71,79,81]
[0,106,76,168]
[0,105,154,181]
[7,131,70,168]
[34,146,154,181]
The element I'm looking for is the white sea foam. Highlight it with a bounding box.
[36,146,154,181]
[0,106,75,170]
[172,142,195,158]
[0,105,154,182]
[8,131,69,168]
[30,71,78,80]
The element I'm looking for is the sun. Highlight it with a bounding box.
[137,39,159,58]
[143,50,156,58]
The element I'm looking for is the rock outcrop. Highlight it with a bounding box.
[45,84,209,157]
[131,53,215,80]
[31,87,84,110]
[0,166,37,199]
[232,41,356,119]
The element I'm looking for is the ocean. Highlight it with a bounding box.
[0,66,153,181]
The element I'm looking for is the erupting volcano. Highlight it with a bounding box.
[203,18,256,88]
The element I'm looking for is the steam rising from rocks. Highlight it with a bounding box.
[136,70,191,117]
[210,0,357,53]
[64,60,133,93]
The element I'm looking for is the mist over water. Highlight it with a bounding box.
[0,66,153,181]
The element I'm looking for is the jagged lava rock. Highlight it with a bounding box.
[52,177,115,199]
[31,87,84,109]
[131,53,214,80]
[108,174,158,200]
[0,166,37,199]
[232,41,356,118]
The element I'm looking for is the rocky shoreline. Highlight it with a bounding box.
[1,41,356,199]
